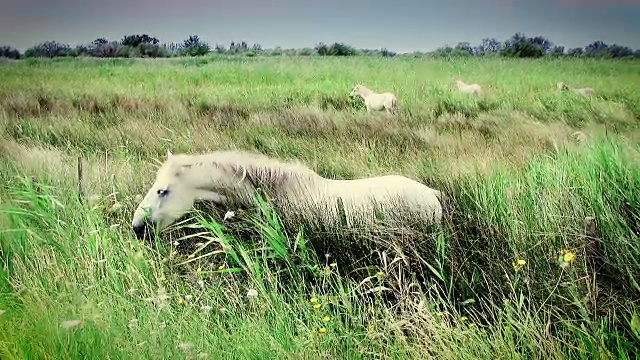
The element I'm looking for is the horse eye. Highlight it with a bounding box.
[157,189,169,197]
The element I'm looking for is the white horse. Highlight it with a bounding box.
[454,79,484,96]
[557,82,595,96]
[349,84,398,113]
[131,150,446,239]
[571,131,588,144]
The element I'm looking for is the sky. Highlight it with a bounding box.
[1,0,639,53]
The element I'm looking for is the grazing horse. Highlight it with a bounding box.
[454,79,484,96]
[131,150,446,239]
[349,84,398,113]
[557,82,595,96]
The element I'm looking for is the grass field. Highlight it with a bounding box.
[0,55,639,359]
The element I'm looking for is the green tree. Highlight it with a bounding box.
[182,35,209,56]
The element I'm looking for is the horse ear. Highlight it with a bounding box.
[173,163,191,176]
[233,164,247,184]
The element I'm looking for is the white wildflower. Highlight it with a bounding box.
[246,288,259,298]
[223,211,235,221]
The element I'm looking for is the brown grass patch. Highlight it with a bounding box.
[0,139,153,201]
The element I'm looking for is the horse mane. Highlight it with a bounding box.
[171,150,321,197]
[223,151,319,190]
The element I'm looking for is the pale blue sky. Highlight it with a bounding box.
[1,0,639,52]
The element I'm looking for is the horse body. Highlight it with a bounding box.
[349,84,398,113]
[575,87,595,96]
[322,175,443,225]
[455,80,483,96]
[557,81,595,96]
[131,150,444,239]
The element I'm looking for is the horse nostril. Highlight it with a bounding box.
[133,219,158,240]
[132,224,147,240]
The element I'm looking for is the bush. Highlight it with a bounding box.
[181,35,210,57]
[0,46,21,59]
[24,41,73,58]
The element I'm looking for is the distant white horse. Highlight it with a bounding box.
[454,79,484,96]
[131,150,446,239]
[349,84,398,113]
[557,82,595,96]
[571,131,588,144]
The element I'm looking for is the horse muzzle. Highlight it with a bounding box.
[132,220,157,240]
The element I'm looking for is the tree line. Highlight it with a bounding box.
[0,32,638,60]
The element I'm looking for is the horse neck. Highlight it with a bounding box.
[359,87,373,96]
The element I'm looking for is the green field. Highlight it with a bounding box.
[0,55,639,359]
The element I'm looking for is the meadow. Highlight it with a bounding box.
[0,54,639,359]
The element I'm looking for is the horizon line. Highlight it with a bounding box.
[4,34,639,54]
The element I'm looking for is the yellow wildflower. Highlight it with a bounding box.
[563,252,575,263]
[313,304,321,311]
[218,264,226,270]
[310,297,319,304]
[330,263,337,268]
[322,316,331,323]
[517,259,526,266]
[318,327,327,334]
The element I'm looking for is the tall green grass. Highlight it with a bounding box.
[0,55,639,359]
